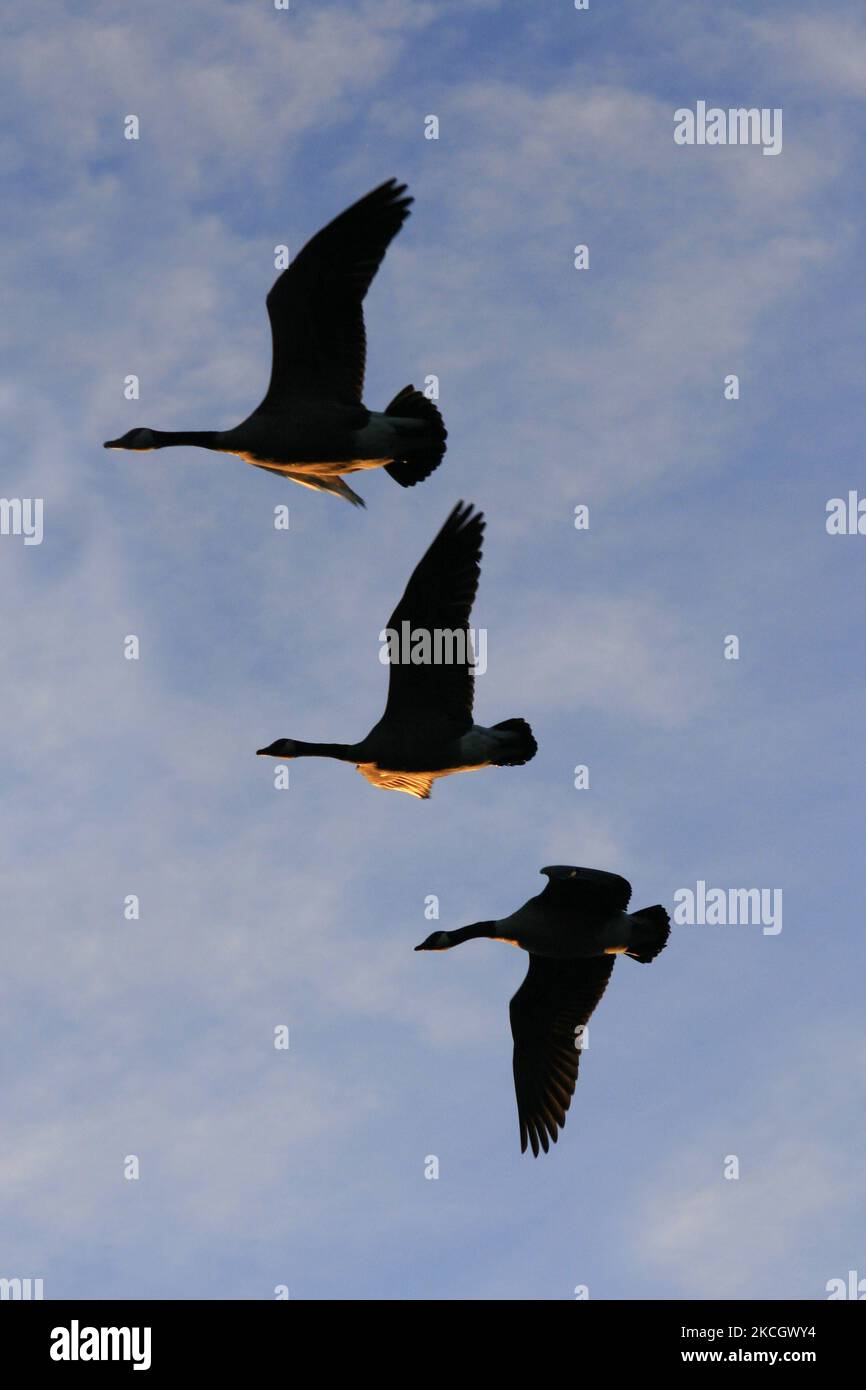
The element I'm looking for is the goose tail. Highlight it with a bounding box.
[625,906,670,963]
[490,718,538,767]
[383,385,447,487]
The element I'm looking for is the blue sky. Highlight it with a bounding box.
[1,0,864,1300]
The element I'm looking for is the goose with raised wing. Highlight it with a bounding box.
[104,179,446,507]
[257,502,537,797]
[416,866,671,1155]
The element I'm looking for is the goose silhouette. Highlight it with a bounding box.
[257,502,537,797]
[416,866,670,1155]
[104,180,446,506]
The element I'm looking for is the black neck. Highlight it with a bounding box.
[151,430,218,450]
[449,921,498,945]
[292,741,358,762]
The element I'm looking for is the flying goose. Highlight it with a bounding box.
[416,865,670,1155]
[104,179,446,507]
[257,502,537,797]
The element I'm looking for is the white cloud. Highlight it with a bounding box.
[748,13,866,96]
[3,1,433,193]
[633,1030,866,1298]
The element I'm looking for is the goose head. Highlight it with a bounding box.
[103,428,157,450]
[414,930,455,951]
[256,739,300,758]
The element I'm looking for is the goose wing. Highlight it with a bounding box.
[509,954,615,1156]
[539,866,632,915]
[355,764,435,799]
[261,178,413,408]
[381,502,484,734]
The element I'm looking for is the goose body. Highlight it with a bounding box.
[256,503,537,798]
[415,865,671,1155]
[104,181,446,507]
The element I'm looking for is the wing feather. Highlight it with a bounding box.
[381,502,484,732]
[262,179,413,406]
[509,954,615,1156]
